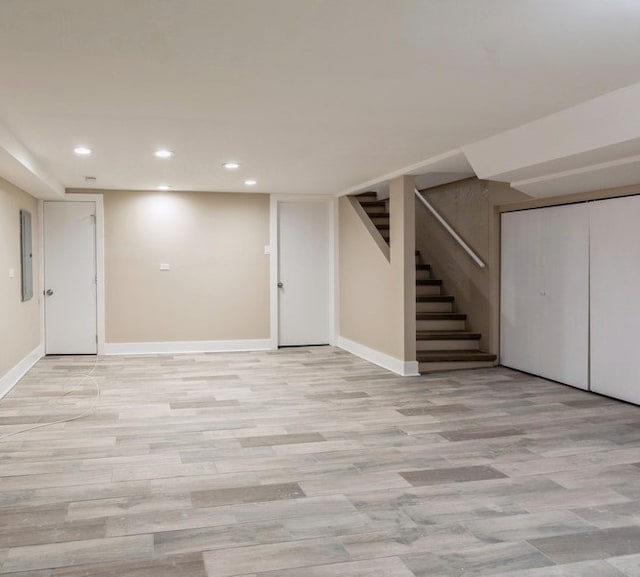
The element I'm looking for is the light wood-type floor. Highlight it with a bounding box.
[2,347,640,576]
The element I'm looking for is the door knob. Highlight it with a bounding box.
[46,289,54,296]
[277,282,284,288]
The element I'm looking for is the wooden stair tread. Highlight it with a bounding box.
[417,295,453,302]
[416,264,431,270]
[417,350,497,362]
[375,223,390,230]
[416,331,481,340]
[416,279,442,286]
[360,200,386,207]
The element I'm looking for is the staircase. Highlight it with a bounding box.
[357,192,390,242]
[355,191,497,373]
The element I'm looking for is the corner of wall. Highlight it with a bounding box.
[337,336,419,376]
[0,344,43,400]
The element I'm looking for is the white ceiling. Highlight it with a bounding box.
[1,0,640,197]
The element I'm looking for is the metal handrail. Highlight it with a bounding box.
[414,188,486,268]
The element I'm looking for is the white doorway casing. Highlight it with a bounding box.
[270,195,336,348]
[41,194,105,355]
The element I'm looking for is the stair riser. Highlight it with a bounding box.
[416,285,441,296]
[416,319,466,331]
[416,339,480,351]
[419,360,496,373]
[416,269,431,281]
[362,205,387,215]
[370,216,389,225]
[416,301,451,312]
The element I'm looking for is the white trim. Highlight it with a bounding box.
[270,194,336,348]
[0,345,43,400]
[337,336,420,377]
[329,197,338,347]
[38,199,45,355]
[104,339,273,356]
[269,195,279,348]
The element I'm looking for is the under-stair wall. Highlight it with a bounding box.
[415,178,526,354]
[337,176,417,376]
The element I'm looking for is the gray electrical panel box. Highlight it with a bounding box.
[20,209,33,301]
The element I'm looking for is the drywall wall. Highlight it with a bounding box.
[0,177,40,380]
[338,176,415,364]
[415,178,525,352]
[102,190,270,343]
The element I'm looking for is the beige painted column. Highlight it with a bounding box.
[389,175,416,362]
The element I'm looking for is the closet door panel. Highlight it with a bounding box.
[501,205,589,389]
[590,195,640,404]
[538,204,589,390]
[501,209,543,375]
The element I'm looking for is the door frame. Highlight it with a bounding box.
[269,194,337,349]
[40,193,105,355]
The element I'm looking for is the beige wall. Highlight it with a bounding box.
[0,177,40,378]
[415,178,526,353]
[339,176,415,361]
[102,190,270,343]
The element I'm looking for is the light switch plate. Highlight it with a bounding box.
[160,263,170,271]
[264,245,271,255]
[8,268,15,278]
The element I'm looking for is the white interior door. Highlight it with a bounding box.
[44,201,97,354]
[590,195,640,404]
[278,201,330,346]
[501,204,589,389]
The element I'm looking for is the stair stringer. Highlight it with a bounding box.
[347,195,390,262]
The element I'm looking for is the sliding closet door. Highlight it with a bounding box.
[501,209,543,375]
[538,204,589,389]
[501,204,589,389]
[590,195,640,404]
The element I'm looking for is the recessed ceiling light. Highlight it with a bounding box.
[74,146,92,155]
[157,184,171,191]
[244,179,257,186]
[155,149,173,158]
[223,161,240,170]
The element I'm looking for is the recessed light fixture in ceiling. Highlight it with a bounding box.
[244,179,257,186]
[155,149,173,159]
[157,184,171,191]
[223,161,240,170]
[74,146,92,155]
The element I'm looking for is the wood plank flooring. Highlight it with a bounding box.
[2,346,640,576]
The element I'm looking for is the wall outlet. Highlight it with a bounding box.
[160,263,170,271]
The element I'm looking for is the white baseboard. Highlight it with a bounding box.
[0,344,44,400]
[104,339,274,356]
[337,336,420,376]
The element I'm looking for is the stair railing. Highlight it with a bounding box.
[414,188,486,268]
